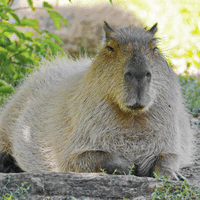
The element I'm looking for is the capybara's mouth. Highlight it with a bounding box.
[127,103,145,111]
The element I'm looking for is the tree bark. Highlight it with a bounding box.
[0,172,179,200]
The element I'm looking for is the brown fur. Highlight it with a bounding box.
[0,22,194,179]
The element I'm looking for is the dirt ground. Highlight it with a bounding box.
[180,117,200,188]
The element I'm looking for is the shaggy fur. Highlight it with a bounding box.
[0,22,194,179]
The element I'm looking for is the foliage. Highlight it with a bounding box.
[101,163,135,175]
[151,173,200,200]
[0,174,30,200]
[179,75,200,116]
[0,0,67,105]
[100,168,119,175]
[124,163,135,176]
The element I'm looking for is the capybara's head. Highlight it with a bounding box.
[90,21,161,114]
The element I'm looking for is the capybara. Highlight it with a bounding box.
[0,21,194,180]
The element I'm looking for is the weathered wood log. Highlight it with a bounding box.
[0,172,166,199]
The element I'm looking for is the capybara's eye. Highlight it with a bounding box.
[106,46,114,52]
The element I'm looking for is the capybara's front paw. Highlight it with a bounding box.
[154,154,186,181]
[154,167,186,181]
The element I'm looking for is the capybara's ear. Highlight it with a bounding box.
[148,23,158,35]
[103,21,114,38]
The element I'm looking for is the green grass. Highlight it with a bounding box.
[0,174,30,200]
[179,75,200,116]
[151,173,200,200]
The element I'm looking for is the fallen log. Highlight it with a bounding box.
[0,172,164,200]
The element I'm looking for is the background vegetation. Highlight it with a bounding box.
[0,0,67,106]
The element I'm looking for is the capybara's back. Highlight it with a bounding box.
[0,21,194,180]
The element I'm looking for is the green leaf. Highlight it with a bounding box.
[0,85,14,94]
[47,10,68,29]
[25,43,34,51]
[8,12,20,24]
[0,22,25,39]
[15,54,34,65]
[57,13,68,27]
[15,54,28,63]
[0,22,26,39]
[27,0,35,11]
[20,17,39,27]
[7,44,18,53]
[0,4,12,12]
[0,21,12,31]
[50,42,64,52]
[4,36,11,43]
[0,80,8,87]
[1,0,9,5]
[33,28,43,35]
[33,38,43,43]
[44,38,53,44]
[0,36,11,49]
[44,38,64,54]
[24,35,33,42]
[48,33,63,44]
[44,30,50,34]
[47,10,61,30]
[0,50,7,63]
[25,31,34,37]
[0,45,7,52]
[0,12,9,20]
[48,41,64,54]
[13,30,25,40]
[35,44,41,53]
[43,1,53,9]
[109,0,112,3]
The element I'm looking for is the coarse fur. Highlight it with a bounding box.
[0,22,194,179]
